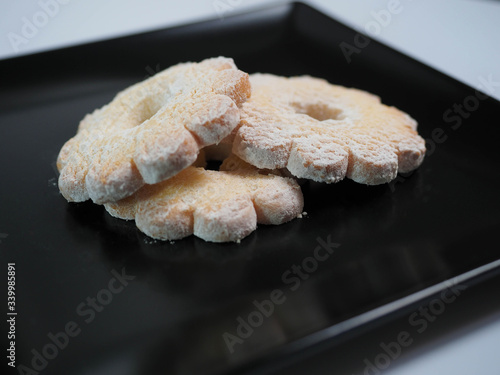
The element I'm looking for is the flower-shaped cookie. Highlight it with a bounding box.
[232,74,425,185]
[104,155,304,242]
[57,57,251,203]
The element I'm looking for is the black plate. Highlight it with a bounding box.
[1,3,500,375]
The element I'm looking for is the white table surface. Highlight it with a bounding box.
[1,1,499,374]
[1,0,499,101]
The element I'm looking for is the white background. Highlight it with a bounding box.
[1,0,500,374]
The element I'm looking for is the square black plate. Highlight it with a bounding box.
[1,3,500,375]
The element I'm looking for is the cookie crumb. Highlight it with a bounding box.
[48,177,57,187]
[236,239,241,244]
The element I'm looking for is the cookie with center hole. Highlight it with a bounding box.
[57,57,251,204]
[232,74,426,185]
[104,155,304,243]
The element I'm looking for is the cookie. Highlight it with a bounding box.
[232,74,425,185]
[57,57,251,203]
[104,155,304,242]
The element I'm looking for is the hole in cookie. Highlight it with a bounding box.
[138,104,160,124]
[205,160,222,171]
[291,102,343,121]
[132,99,163,126]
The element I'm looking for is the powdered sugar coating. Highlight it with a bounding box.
[104,155,304,243]
[233,74,425,185]
[57,57,251,203]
